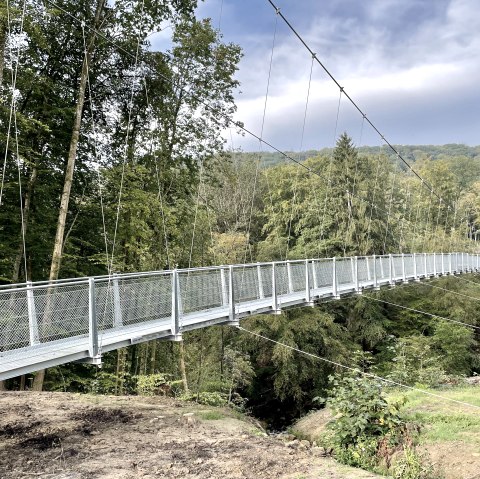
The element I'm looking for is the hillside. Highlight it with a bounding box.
[0,392,383,479]
[236,143,480,167]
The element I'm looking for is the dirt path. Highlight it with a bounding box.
[0,392,383,479]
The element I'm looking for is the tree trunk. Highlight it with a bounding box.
[33,0,106,392]
[12,158,38,283]
[49,0,105,282]
[149,340,157,374]
[0,381,6,391]
[178,341,189,393]
[0,18,6,89]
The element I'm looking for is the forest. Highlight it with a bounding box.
[1,0,480,447]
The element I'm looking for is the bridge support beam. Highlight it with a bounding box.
[271,263,282,314]
[373,255,379,290]
[305,260,315,306]
[332,257,340,299]
[389,254,394,287]
[170,270,183,341]
[27,281,39,345]
[88,278,102,365]
[354,256,362,295]
[228,265,240,326]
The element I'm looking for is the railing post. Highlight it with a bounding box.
[88,278,99,359]
[413,253,419,281]
[424,253,428,277]
[433,252,437,277]
[332,257,339,298]
[171,270,182,341]
[112,274,123,328]
[220,267,228,306]
[286,262,294,294]
[305,260,314,306]
[449,253,452,274]
[461,252,464,273]
[26,281,39,345]
[373,254,378,290]
[257,263,265,299]
[312,260,318,290]
[401,253,407,283]
[354,256,361,294]
[366,256,371,280]
[441,253,445,276]
[272,262,281,314]
[389,254,394,285]
[228,265,239,325]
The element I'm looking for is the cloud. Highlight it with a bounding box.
[150,0,480,150]
[220,0,480,150]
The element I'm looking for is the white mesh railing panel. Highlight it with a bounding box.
[404,255,414,277]
[313,260,333,288]
[0,290,30,352]
[95,274,172,330]
[357,257,369,282]
[392,255,402,280]
[426,254,435,275]
[415,254,425,276]
[259,264,273,298]
[275,263,289,295]
[234,266,261,303]
[179,269,224,314]
[336,258,354,285]
[290,262,306,292]
[34,283,90,343]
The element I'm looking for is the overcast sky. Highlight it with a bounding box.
[152,0,480,151]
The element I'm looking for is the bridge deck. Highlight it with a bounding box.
[1,253,478,381]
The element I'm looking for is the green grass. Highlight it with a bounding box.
[389,386,480,445]
[199,410,225,420]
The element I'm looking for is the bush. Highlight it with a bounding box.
[319,370,443,477]
[325,372,407,448]
[135,373,172,396]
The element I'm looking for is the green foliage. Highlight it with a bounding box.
[180,391,228,407]
[325,371,407,448]
[199,410,225,420]
[392,446,443,479]
[135,373,172,396]
[384,336,448,388]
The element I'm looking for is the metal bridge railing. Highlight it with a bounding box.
[0,252,479,379]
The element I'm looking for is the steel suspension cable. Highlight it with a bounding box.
[342,116,365,256]
[265,0,454,210]
[109,0,146,274]
[81,21,110,273]
[421,281,480,301]
[1,0,26,208]
[319,89,342,256]
[285,54,315,259]
[237,325,480,410]
[243,10,280,262]
[364,296,480,331]
[382,165,398,254]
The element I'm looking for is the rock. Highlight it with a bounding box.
[285,440,299,448]
[465,376,480,385]
[182,412,197,427]
[299,439,311,449]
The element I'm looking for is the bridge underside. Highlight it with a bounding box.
[1,253,478,381]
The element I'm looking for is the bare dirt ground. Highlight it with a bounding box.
[0,392,383,479]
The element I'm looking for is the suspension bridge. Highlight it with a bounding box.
[0,252,478,381]
[1,0,479,385]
